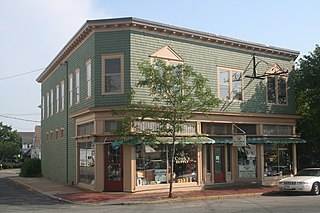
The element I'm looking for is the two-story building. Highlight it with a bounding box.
[37,17,304,192]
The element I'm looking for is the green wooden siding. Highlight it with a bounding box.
[130,31,296,115]
[93,31,131,107]
[41,34,95,183]
[40,27,297,185]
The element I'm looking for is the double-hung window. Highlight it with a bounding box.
[41,96,44,119]
[46,93,49,118]
[56,85,60,112]
[69,74,73,106]
[50,89,54,116]
[75,69,80,103]
[218,68,243,101]
[102,54,124,94]
[267,76,287,104]
[61,81,65,110]
[86,60,92,98]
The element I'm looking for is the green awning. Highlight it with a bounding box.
[156,136,215,144]
[112,136,215,146]
[247,137,306,144]
[211,136,306,144]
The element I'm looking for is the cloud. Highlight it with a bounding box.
[0,0,109,131]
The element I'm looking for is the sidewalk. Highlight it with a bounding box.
[9,176,279,205]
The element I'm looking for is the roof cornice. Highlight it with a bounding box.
[37,17,300,83]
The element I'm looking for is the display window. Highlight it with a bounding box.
[136,144,197,186]
[238,144,256,178]
[79,142,95,185]
[264,144,292,176]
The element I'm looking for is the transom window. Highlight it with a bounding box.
[77,122,94,136]
[218,68,243,101]
[102,54,124,94]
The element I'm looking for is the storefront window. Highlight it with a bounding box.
[264,144,292,176]
[79,142,95,185]
[136,144,197,186]
[238,144,256,178]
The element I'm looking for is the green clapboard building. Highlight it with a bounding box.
[37,17,304,192]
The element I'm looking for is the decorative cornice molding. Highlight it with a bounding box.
[37,17,299,83]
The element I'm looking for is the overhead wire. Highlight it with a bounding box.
[0,114,40,123]
[0,67,45,81]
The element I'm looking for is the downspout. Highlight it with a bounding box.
[63,61,69,184]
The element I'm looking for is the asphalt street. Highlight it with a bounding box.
[1,169,320,213]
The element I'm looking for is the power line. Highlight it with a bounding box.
[0,114,40,123]
[0,67,45,81]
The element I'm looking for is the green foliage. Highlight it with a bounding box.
[295,45,320,167]
[113,59,220,197]
[19,159,42,177]
[0,122,21,160]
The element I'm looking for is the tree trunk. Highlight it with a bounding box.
[168,142,176,198]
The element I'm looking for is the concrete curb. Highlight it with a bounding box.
[7,177,77,205]
[106,192,265,205]
[8,176,275,206]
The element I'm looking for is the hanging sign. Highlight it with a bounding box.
[232,135,246,146]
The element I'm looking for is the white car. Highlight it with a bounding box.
[279,168,320,195]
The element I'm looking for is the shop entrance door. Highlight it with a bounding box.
[214,146,225,182]
[105,143,123,191]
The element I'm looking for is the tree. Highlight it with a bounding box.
[295,45,320,167]
[0,122,21,160]
[113,59,220,197]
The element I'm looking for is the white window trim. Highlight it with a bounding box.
[101,54,124,95]
[217,67,243,101]
[41,96,44,119]
[56,84,60,113]
[86,59,92,98]
[266,75,288,106]
[50,89,54,116]
[46,92,49,118]
[75,68,80,104]
[61,81,65,111]
[69,74,73,106]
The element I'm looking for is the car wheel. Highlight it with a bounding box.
[312,182,320,195]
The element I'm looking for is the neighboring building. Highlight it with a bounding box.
[31,126,41,159]
[18,132,34,159]
[37,17,304,192]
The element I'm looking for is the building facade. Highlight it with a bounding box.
[37,17,304,192]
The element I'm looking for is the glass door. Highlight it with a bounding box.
[105,143,123,191]
[214,146,225,182]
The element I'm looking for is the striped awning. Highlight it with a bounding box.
[211,136,306,144]
[156,136,215,144]
[111,136,215,145]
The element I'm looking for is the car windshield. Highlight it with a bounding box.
[296,169,320,176]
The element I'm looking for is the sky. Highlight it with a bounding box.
[0,0,319,132]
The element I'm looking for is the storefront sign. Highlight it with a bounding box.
[233,135,246,146]
[175,151,190,164]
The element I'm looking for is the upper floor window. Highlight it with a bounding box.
[61,81,65,110]
[69,74,73,106]
[46,93,49,118]
[41,96,44,119]
[218,68,243,101]
[56,84,60,112]
[266,64,288,105]
[102,54,124,94]
[75,69,80,103]
[86,60,92,98]
[50,89,54,116]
